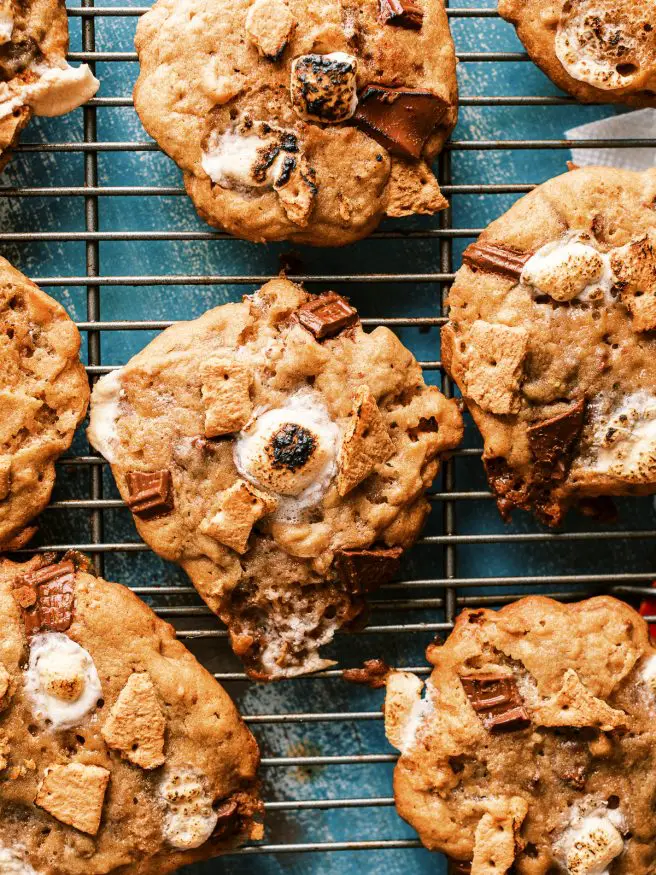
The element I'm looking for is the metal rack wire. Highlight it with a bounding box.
[10,1,656,870]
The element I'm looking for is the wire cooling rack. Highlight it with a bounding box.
[5,0,656,872]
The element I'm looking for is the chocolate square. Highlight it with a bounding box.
[297,292,359,340]
[334,546,403,594]
[353,86,447,160]
[16,560,76,635]
[460,673,531,733]
[126,470,174,520]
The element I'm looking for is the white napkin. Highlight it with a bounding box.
[566,108,656,171]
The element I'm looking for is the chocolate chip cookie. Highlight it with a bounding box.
[0,0,99,171]
[0,258,89,550]
[87,279,463,679]
[133,0,458,245]
[499,0,656,106]
[385,595,656,873]
[442,165,656,526]
[0,552,262,874]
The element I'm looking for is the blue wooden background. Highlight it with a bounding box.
[8,0,655,872]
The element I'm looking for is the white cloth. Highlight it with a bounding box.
[567,109,656,171]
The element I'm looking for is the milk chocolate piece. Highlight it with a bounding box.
[461,673,530,733]
[462,242,533,280]
[379,0,423,29]
[334,546,403,594]
[297,292,358,340]
[527,399,586,484]
[126,470,174,519]
[353,86,447,160]
[16,560,76,635]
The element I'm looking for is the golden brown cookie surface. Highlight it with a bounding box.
[87,279,463,679]
[133,0,458,245]
[0,553,262,875]
[499,0,656,106]
[385,596,656,873]
[442,166,656,526]
[0,259,89,549]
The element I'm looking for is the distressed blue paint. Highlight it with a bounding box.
[8,0,654,872]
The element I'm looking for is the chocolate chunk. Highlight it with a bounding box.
[462,241,533,281]
[297,292,359,340]
[15,560,76,635]
[379,0,423,29]
[447,861,472,875]
[460,673,531,733]
[126,471,174,520]
[527,399,586,484]
[343,658,391,688]
[334,546,403,594]
[353,86,447,160]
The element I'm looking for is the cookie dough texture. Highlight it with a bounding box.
[133,0,458,245]
[0,0,99,170]
[0,554,262,874]
[386,596,656,873]
[442,166,656,525]
[0,258,89,549]
[499,0,656,106]
[87,279,463,679]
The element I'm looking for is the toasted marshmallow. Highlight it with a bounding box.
[202,118,299,190]
[234,389,339,520]
[290,52,358,123]
[87,369,125,464]
[0,847,37,874]
[159,768,218,850]
[0,61,99,121]
[24,633,102,731]
[555,2,647,91]
[384,671,430,753]
[521,236,610,303]
[589,391,656,482]
[555,805,625,875]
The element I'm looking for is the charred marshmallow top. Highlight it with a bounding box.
[202,118,300,190]
[87,368,125,464]
[159,768,218,850]
[290,52,358,123]
[555,1,650,90]
[590,391,656,481]
[234,389,339,520]
[0,847,37,874]
[24,633,102,731]
[554,803,626,875]
[521,235,612,303]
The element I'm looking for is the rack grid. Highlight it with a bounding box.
[8,1,656,872]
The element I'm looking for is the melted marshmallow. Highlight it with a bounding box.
[555,803,626,875]
[0,8,13,45]
[0,847,37,874]
[555,3,647,90]
[589,391,656,482]
[159,768,218,850]
[0,62,99,121]
[24,633,102,731]
[234,389,340,521]
[202,118,298,191]
[87,368,125,463]
[640,653,656,695]
[521,235,612,303]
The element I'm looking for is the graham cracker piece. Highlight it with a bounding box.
[200,355,253,437]
[245,0,295,60]
[611,232,656,333]
[101,672,166,769]
[337,385,394,496]
[35,763,110,835]
[532,669,628,732]
[200,479,278,554]
[472,796,528,875]
[385,159,448,218]
[463,320,528,415]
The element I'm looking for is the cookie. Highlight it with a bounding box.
[133,0,458,246]
[385,595,656,874]
[498,0,656,107]
[87,279,463,680]
[441,165,656,526]
[0,258,89,550]
[0,552,262,874]
[0,0,99,171]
